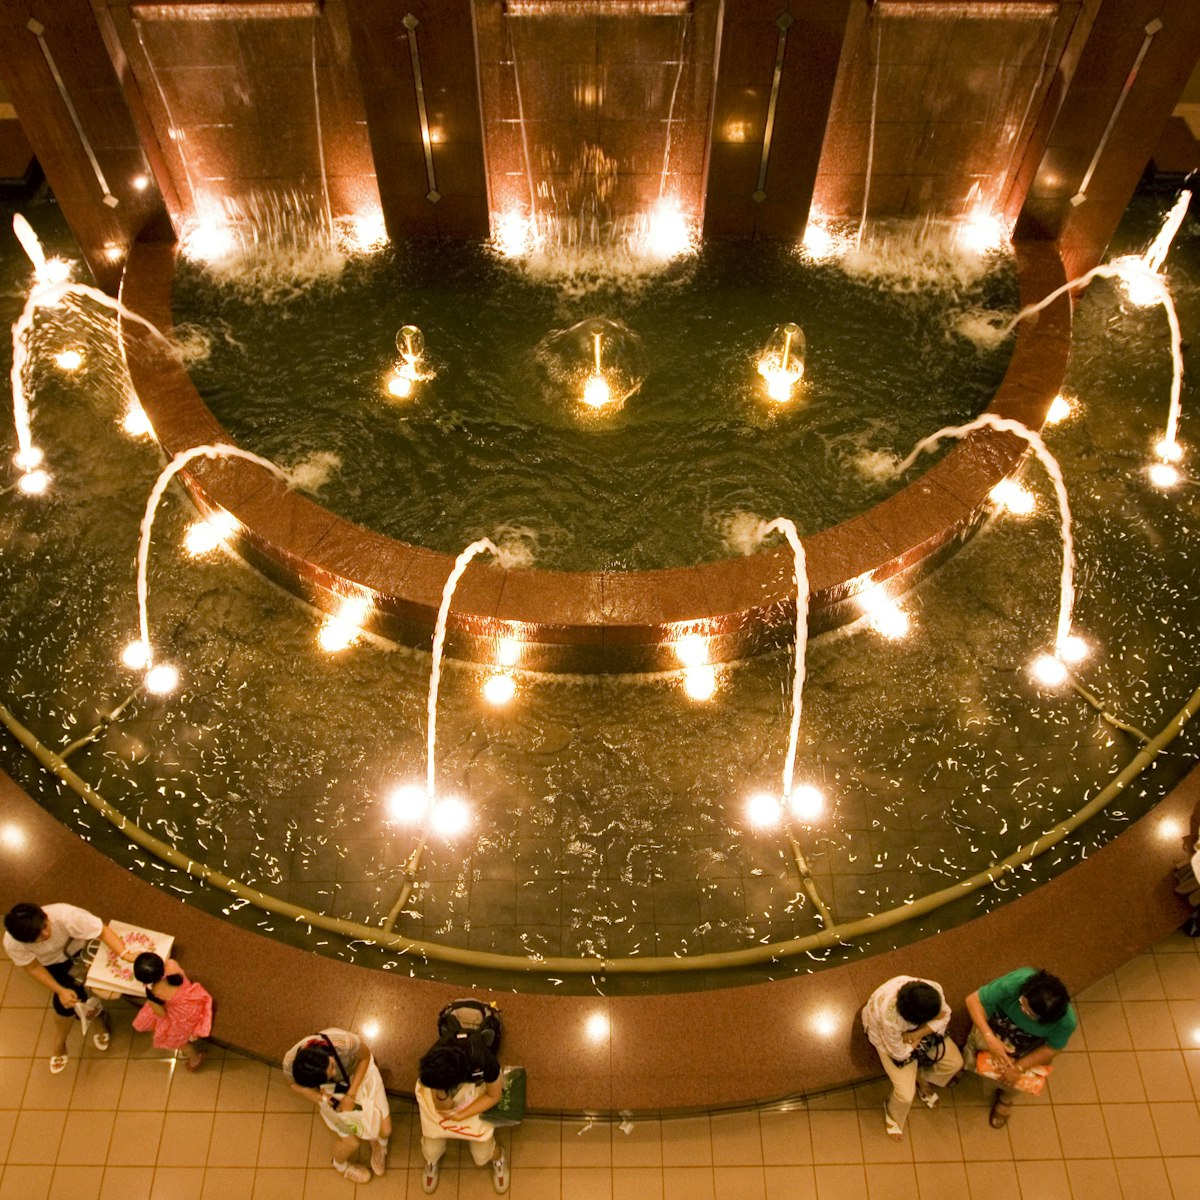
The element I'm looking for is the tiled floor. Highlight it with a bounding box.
[4,932,1200,1200]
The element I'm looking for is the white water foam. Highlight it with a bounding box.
[283,450,341,493]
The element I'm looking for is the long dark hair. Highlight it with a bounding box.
[133,952,182,1006]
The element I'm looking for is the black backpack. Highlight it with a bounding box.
[437,1000,502,1082]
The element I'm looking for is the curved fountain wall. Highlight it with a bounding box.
[119,234,1071,673]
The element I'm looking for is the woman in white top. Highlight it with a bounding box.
[860,975,963,1140]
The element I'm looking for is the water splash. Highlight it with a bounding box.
[1144,189,1192,274]
[757,517,810,799]
[136,444,289,668]
[894,414,1076,653]
[426,538,500,798]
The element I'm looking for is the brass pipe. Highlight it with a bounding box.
[383,831,430,930]
[1067,674,1152,744]
[3,678,1197,974]
[786,830,833,927]
[60,686,144,760]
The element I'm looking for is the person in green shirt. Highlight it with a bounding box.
[964,967,1076,1129]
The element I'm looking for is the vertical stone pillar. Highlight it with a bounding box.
[0,0,169,292]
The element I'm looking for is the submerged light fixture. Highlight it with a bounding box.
[582,327,612,409]
[757,322,806,403]
[386,325,426,399]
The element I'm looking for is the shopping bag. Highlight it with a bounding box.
[482,1065,526,1127]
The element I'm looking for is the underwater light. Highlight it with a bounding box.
[183,512,238,558]
[14,446,43,471]
[16,469,49,495]
[496,638,521,668]
[482,673,517,706]
[1118,259,1164,308]
[386,784,429,825]
[122,640,151,670]
[122,403,154,438]
[802,223,835,260]
[787,785,825,822]
[1057,634,1088,664]
[674,634,709,668]
[1149,462,1181,489]
[582,372,611,409]
[319,597,370,652]
[54,349,84,371]
[132,174,150,192]
[959,210,1006,255]
[682,665,717,702]
[144,663,180,695]
[746,792,784,829]
[430,796,470,837]
[862,594,910,640]
[37,258,72,286]
[989,479,1035,515]
[351,212,388,252]
[1046,394,1074,424]
[386,371,414,399]
[186,222,235,264]
[644,199,691,259]
[495,211,533,259]
[1156,438,1184,463]
[1031,654,1068,687]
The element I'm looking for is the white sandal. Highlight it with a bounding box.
[49,1053,69,1074]
[884,1103,904,1141]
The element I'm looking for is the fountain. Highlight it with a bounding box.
[2,1,1199,1113]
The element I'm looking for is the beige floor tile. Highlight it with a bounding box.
[206,1113,264,1168]
[158,1111,216,1167]
[509,1167,564,1199]
[1123,1002,1184,1050]
[1114,1157,1173,1199]
[806,1086,858,1111]
[3,968,52,1006]
[965,1160,1019,1200]
[254,1112,313,1169]
[150,1165,206,1200]
[808,1109,862,1165]
[98,1165,155,1200]
[905,1106,963,1164]
[955,1107,1010,1161]
[864,1162,918,1199]
[662,1166,714,1200]
[1076,1004,1134,1052]
[1052,1106,1111,1159]
[1137,1050,1193,1102]
[913,1161,969,1200]
[1006,1105,1062,1159]
[660,1117,712,1167]
[758,1110,812,1165]
[0,1055,32,1105]
[612,1166,663,1200]
[56,1110,116,1166]
[8,1108,66,1164]
[709,1111,763,1166]
[1075,976,1120,1004]
[1166,1000,1200,1049]
[0,1164,55,1200]
[1063,1158,1121,1200]
[1089,1052,1145,1103]
[510,1117,560,1167]
[1154,952,1200,999]
[165,1063,223,1112]
[214,1061,271,1113]
[560,1121,612,1167]
[1163,1156,1200,1196]
[1148,1100,1200,1152]
[813,1163,867,1200]
[23,1059,79,1109]
[303,1165,382,1200]
[611,1118,662,1167]
[0,1110,16,1161]
[1045,1055,1098,1105]
[199,1167,256,1200]
[712,1165,766,1199]
[0,1008,50,1056]
[118,1060,175,1111]
[763,1165,817,1199]
[262,1075,313,1113]
[562,1164,618,1200]
[47,1165,104,1200]
[70,1060,127,1111]
[106,1111,165,1167]
[1114,955,1166,1002]
[1100,1103,1161,1157]
[1014,1159,1071,1199]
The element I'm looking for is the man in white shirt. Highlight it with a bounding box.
[3,901,135,1074]
[860,975,963,1140]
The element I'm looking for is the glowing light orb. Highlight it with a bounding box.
[386,784,428,825]
[644,200,692,259]
[122,640,151,670]
[989,479,1035,515]
[183,513,237,558]
[746,792,784,829]
[959,210,1006,255]
[582,372,612,409]
[123,404,153,438]
[761,366,800,403]
[1156,438,1184,463]
[319,618,361,653]
[787,785,825,822]
[1149,462,1181,489]
[186,222,235,264]
[482,673,517,706]
[17,469,49,495]
[0,823,26,850]
[682,664,717,702]
[54,349,84,371]
[14,446,43,471]
[675,634,708,668]
[132,174,150,192]
[495,211,533,259]
[802,223,835,260]
[1031,654,1068,687]
[145,663,180,695]
[809,1010,838,1038]
[865,598,910,640]
[37,258,72,286]
[1057,634,1088,664]
[496,638,521,668]
[1046,394,1074,424]
[430,796,470,837]
[103,245,124,264]
[585,1012,610,1042]
[350,212,388,252]
[1120,262,1163,308]
[386,371,414,399]
[361,1020,380,1040]
[1158,817,1184,842]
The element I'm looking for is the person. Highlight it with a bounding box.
[283,1027,391,1184]
[415,1039,509,1194]
[964,967,1076,1128]
[2,901,136,1073]
[131,952,213,1070]
[861,975,963,1140]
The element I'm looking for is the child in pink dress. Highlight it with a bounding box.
[131,953,214,1070]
